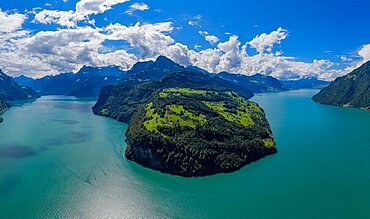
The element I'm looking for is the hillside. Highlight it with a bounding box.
[93,70,254,122]
[0,70,39,101]
[312,61,370,109]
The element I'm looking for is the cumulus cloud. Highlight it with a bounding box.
[1,3,367,82]
[34,10,77,27]
[205,35,219,45]
[105,22,174,59]
[359,44,370,62]
[198,31,219,45]
[0,10,27,33]
[34,0,129,27]
[125,3,150,15]
[248,27,288,53]
[76,0,129,16]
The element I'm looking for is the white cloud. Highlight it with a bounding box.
[198,30,219,45]
[34,0,129,27]
[358,44,370,62]
[188,15,201,27]
[340,56,352,62]
[125,3,150,15]
[76,0,129,16]
[0,5,367,82]
[248,27,288,53]
[188,20,198,26]
[105,22,174,59]
[34,10,77,27]
[198,30,208,36]
[0,10,27,33]
[205,35,219,45]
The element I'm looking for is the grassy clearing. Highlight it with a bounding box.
[144,102,206,135]
[203,101,254,127]
[160,88,207,97]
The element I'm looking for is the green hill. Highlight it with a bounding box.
[93,70,276,177]
[312,61,370,109]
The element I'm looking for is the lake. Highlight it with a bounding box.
[0,90,369,218]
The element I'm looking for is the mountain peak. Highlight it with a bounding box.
[155,55,176,64]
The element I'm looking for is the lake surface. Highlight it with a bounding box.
[0,90,369,218]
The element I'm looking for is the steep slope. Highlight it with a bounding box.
[282,78,330,90]
[24,66,125,97]
[218,72,287,93]
[93,70,254,123]
[312,61,370,109]
[0,70,39,101]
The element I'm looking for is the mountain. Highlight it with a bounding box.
[93,70,275,177]
[186,65,209,75]
[312,61,370,109]
[123,56,185,85]
[0,69,40,101]
[21,66,125,97]
[282,78,330,90]
[93,70,254,122]
[218,72,287,93]
[14,75,34,87]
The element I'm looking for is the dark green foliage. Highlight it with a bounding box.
[0,69,39,101]
[312,61,370,109]
[125,88,276,177]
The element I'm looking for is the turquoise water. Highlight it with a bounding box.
[0,91,369,218]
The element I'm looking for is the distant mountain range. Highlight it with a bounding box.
[281,78,330,90]
[15,66,125,97]
[313,61,370,110]
[13,56,331,99]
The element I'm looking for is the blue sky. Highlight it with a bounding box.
[0,0,369,80]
